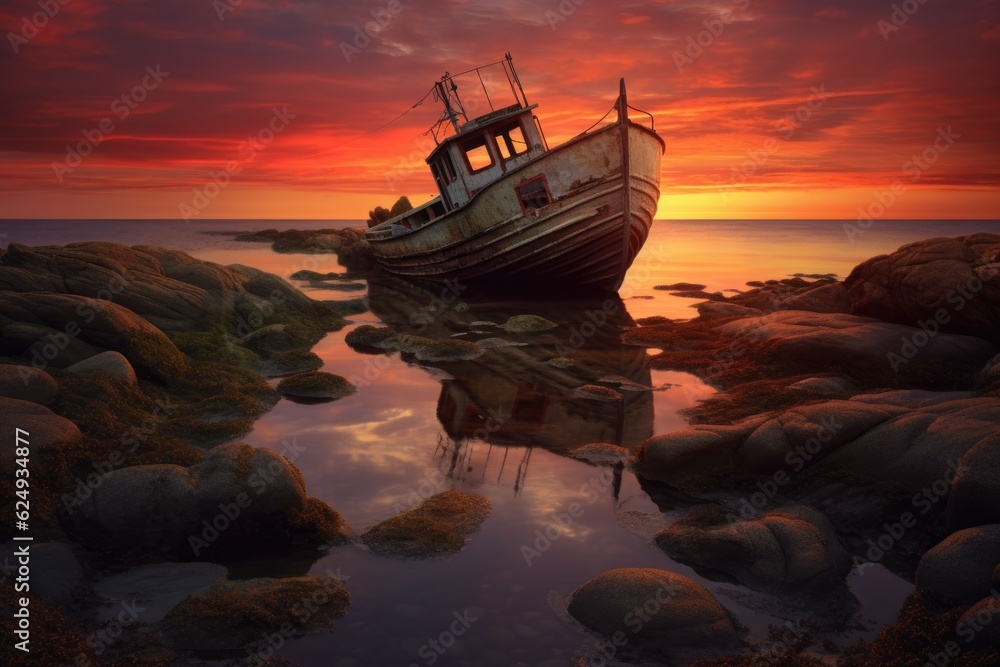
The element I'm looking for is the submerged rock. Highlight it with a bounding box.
[277,371,356,402]
[654,282,708,291]
[361,490,491,559]
[569,443,631,466]
[566,568,743,649]
[654,505,852,593]
[500,314,558,333]
[346,325,484,362]
[94,562,228,622]
[161,575,350,650]
[572,384,622,401]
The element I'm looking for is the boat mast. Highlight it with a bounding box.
[616,78,632,291]
[435,76,465,135]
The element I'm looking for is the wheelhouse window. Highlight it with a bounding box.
[460,134,494,173]
[441,152,458,182]
[515,175,551,213]
[493,121,528,161]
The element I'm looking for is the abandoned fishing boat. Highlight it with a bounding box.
[364,54,665,292]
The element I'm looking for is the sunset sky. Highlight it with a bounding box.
[1,0,998,220]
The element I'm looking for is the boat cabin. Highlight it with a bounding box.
[426,103,547,211]
[368,54,551,238]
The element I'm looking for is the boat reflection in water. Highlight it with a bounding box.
[365,275,655,494]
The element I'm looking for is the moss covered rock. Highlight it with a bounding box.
[500,314,558,333]
[361,490,491,559]
[277,371,356,402]
[161,575,350,651]
[71,442,349,561]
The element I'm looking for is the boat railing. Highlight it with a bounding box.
[627,104,656,131]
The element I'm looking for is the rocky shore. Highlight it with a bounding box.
[0,232,997,666]
[564,234,1000,665]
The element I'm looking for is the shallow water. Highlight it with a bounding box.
[3,218,999,665]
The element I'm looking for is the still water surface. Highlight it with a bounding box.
[4,219,998,665]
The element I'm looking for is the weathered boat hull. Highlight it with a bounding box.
[367,121,664,292]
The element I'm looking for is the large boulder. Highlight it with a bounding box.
[916,524,1000,604]
[715,310,997,383]
[634,417,769,483]
[633,391,999,501]
[0,292,187,381]
[66,351,137,386]
[844,234,1000,344]
[779,281,852,314]
[947,433,1000,531]
[654,506,851,593]
[566,568,742,649]
[0,364,58,404]
[71,442,348,560]
[0,242,342,336]
[0,396,81,474]
[0,541,88,615]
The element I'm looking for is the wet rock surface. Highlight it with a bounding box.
[567,568,743,650]
[277,370,357,402]
[655,505,852,593]
[917,525,1000,604]
[845,234,1000,344]
[71,442,348,561]
[0,363,58,403]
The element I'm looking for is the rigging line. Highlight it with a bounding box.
[328,84,437,151]
[446,58,508,79]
